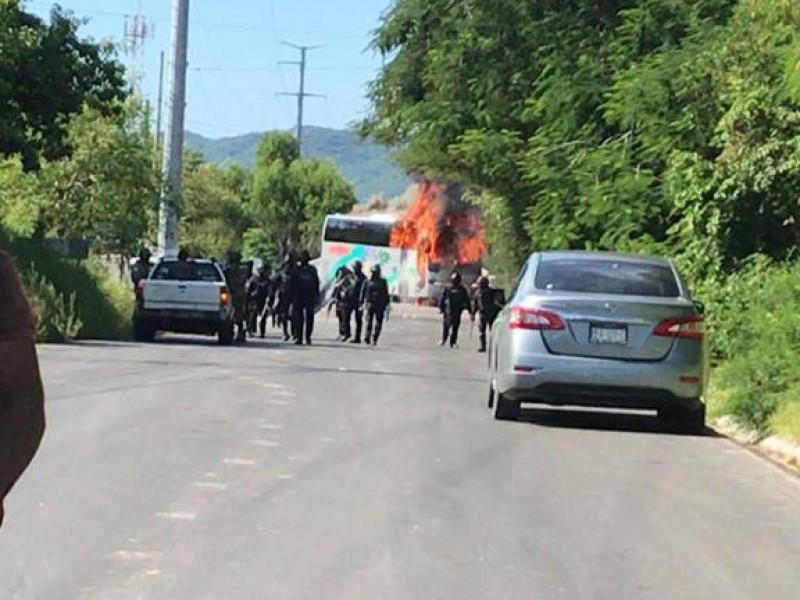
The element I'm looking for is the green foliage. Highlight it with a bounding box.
[251,133,357,256]
[181,151,252,259]
[36,101,161,258]
[8,238,133,340]
[20,266,83,342]
[0,0,128,170]
[0,156,46,236]
[706,260,800,436]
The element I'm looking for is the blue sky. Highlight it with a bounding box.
[27,0,392,138]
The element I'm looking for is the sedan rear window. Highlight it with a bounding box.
[151,262,223,282]
[534,259,680,297]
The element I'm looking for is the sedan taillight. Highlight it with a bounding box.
[508,307,566,331]
[220,286,231,306]
[653,316,705,340]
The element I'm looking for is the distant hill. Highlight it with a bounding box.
[185,127,411,201]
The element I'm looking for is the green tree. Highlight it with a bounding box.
[361,0,741,276]
[181,150,253,259]
[251,132,356,256]
[0,0,128,170]
[36,101,161,259]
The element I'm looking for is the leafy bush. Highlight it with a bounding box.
[706,260,800,438]
[21,267,83,342]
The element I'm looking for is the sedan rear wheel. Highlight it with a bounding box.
[493,392,520,421]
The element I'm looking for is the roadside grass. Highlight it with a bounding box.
[7,237,133,341]
[704,259,800,442]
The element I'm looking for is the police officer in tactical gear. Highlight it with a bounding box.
[348,260,367,344]
[130,247,152,291]
[247,264,272,338]
[472,276,502,353]
[223,249,249,343]
[276,252,297,341]
[439,271,470,348]
[331,266,354,341]
[362,264,390,346]
[291,250,320,345]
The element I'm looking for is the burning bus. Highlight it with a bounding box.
[390,181,488,305]
[318,181,488,305]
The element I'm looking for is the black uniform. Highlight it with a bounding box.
[291,262,320,344]
[247,272,272,337]
[439,283,471,347]
[362,275,390,345]
[331,270,354,340]
[130,259,150,291]
[276,263,296,341]
[223,263,250,341]
[348,270,367,343]
[472,286,502,352]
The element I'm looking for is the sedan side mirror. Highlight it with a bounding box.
[693,300,706,316]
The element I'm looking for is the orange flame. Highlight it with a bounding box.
[390,181,487,279]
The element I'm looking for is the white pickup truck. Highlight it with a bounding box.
[132,258,235,345]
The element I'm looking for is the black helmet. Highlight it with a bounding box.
[353,260,363,274]
[371,264,382,277]
[227,249,242,264]
[299,250,311,264]
[478,276,490,289]
[139,247,152,261]
[177,247,190,261]
[451,271,462,285]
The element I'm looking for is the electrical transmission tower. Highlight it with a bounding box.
[123,5,154,62]
[278,42,325,154]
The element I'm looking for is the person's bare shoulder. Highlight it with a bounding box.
[0,252,35,342]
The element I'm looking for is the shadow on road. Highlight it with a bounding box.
[516,406,716,438]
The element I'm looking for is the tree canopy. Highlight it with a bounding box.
[0,0,128,170]
[362,0,800,282]
[251,132,357,256]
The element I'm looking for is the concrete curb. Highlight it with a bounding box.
[711,416,800,474]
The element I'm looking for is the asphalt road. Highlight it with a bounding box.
[1,309,799,600]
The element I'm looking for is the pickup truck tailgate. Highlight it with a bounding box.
[143,281,222,312]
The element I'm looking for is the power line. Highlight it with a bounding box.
[277,42,326,154]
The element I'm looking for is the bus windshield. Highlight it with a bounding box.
[323,217,392,247]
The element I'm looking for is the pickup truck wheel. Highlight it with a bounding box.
[133,321,156,342]
[218,322,235,346]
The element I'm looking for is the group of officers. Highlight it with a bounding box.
[224,251,392,347]
[437,271,504,352]
[131,246,503,351]
[226,249,321,345]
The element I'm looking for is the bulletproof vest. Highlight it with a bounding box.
[295,265,317,295]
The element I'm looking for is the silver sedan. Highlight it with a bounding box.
[488,251,708,432]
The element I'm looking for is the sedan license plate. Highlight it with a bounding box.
[590,325,627,346]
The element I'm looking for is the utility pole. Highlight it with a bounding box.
[158,0,190,257]
[278,42,325,154]
[155,50,166,152]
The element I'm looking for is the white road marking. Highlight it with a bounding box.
[259,423,283,431]
[267,399,290,406]
[192,481,228,490]
[261,382,286,390]
[252,440,281,448]
[272,390,296,398]
[322,437,336,443]
[239,375,258,381]
[156,511,196,521]
[224,458,256,466]
[277,473,294,480]
[204,472,219,478]
[112,551,163,561]
[338,367,349,372]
